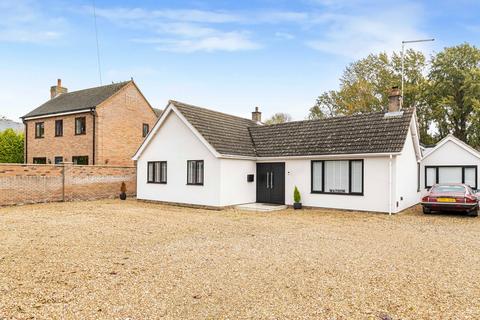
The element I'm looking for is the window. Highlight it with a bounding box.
[425,166,477,189]
[72,156,89,165]
[35,122,44,138]
[33,157,47,164]
[311,160,363,195]
[55,120,63,137]
[143,123,149,137]
[54,156,63,164]
[147,161,167,183]
[75,117,86,135]
[187,160,204,185]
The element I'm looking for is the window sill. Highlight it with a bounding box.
[311,191,364,196]
[75,133,86,136]
[187,183,204,186]
[147,182,167,184]
[35,137,44,139]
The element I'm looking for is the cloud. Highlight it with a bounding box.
[90,6,260,53]
[134,29,260,53]
[305,4,430,58]
[0,0,66,43]
[275,32,295,40]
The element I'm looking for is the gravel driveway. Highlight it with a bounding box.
[0,200,479,319]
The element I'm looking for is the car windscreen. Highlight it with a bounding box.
[431,185,465,193]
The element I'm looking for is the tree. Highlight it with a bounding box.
[308,45,480,145]
[0,129,24,163]
[428,44,480,146]
[265,112,292,125]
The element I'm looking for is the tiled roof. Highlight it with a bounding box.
[22,81,131,118]
[171,101,414,158]
[249,109,414,157]
[171,100,259,157]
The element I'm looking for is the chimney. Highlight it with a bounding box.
[388,86,402,112]
[251,106,262,123]
[50,78,68,99]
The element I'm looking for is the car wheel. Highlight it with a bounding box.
[468,208,478,217]
[422,207,431,214]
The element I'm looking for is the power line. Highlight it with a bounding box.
[92,0,102,85]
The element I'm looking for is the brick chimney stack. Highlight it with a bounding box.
[251,106,262,123]
[388,86,402,112]
[50,79,68,99]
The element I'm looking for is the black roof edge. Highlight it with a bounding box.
[21,106,96,119]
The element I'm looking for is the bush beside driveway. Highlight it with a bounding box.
[0,200,479,319]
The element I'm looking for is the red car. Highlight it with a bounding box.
[422,183,479,217]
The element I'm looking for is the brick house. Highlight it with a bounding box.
[21,79,160,166]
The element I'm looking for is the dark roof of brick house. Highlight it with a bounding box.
[153,108,163,117]
[22,81,131,118]
[171,101,414,157]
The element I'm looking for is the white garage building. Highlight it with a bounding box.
[420,134,480,193]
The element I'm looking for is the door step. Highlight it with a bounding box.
[235,203,288,212]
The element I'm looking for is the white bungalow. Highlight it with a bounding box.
[133,91,422,214]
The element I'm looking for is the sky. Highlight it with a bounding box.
[1,0,480,122]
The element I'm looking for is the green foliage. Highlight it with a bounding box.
[0,129,24,163]
[265,113,292,125]
[309,44,480,146]
[428,43,480,146]
[293,186,301,203]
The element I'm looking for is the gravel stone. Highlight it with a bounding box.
[0,200,479,319]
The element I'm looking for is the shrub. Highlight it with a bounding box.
[0,129,24,163]
[293,186,301,203]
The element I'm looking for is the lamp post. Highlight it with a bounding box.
[401,38,434,107]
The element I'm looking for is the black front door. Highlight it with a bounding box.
[256,163,285,204]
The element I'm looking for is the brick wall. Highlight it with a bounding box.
[0,163,136,206]
[95,82,157,166]
[25,112,94,164]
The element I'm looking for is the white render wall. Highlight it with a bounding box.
[420,140,480,193]
[136,112,222,207]
[219,159,256,206]
[283,157,393,213]
[395,128,421,211]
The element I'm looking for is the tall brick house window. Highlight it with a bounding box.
[35,122,44,138]
[72,156,89,165]
[33,157,47,164]
[55,120,63,137]
[75,117,86,135]
[143,123,149,137]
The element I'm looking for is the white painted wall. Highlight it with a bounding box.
[136,111,222,206]
[420,140,480,193]
[219,159,256,206]
[283,157,393,213]
[395,128,421,211]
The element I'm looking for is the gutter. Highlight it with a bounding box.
[218,152,403,161]
[23,119,28,163]
[91,107,96,165]
[22,109,92,121]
